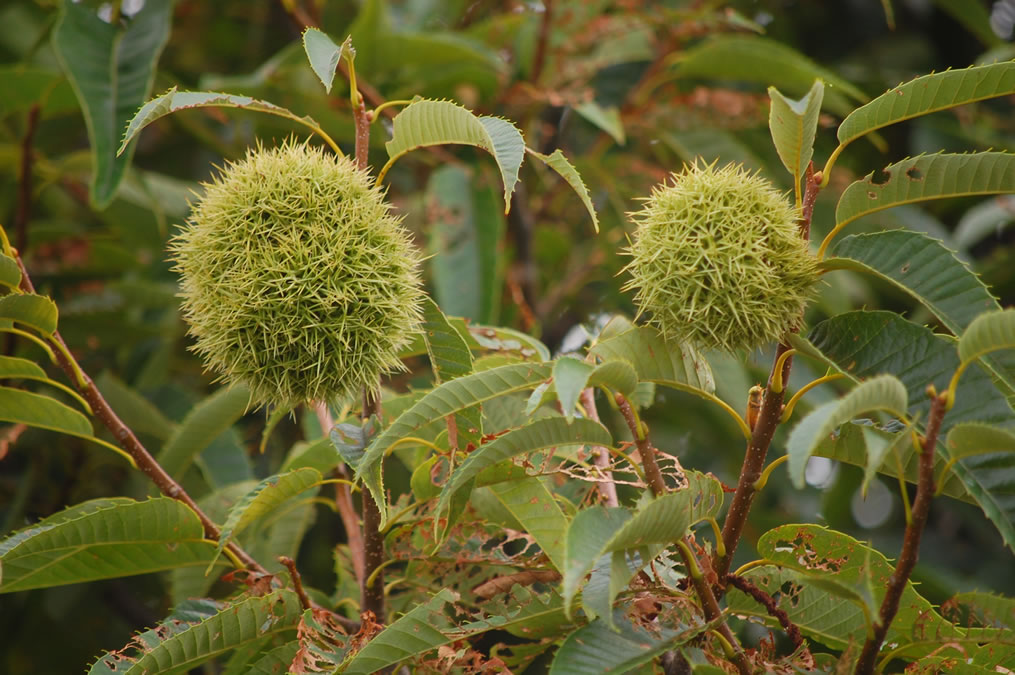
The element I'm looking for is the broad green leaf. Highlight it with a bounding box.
[157,384,251,479]
[832,152,1015,236]
[590,317,715,395]
[672,35,867,115]
[574,101,625,145]
[356,362,553,525]
[554,357,594,421]
[489,477,570,571]
[437,417,611,528]
[550,612,705,675]
[95,372,174,442]
[587,359,638,397]
[0,497,218,593]
[768,79,824,181]
[786,375,909,488]
[0,355,46,380]
[210,467,322,567]
[527,149,600,232]
[0,293,57,335]
[88,589,303,675]
[756,524,963,658]
[421,296,481,450]
[837,61,1015,148]
[860,423,912,497]
[399,316,550,362]
[0,385,94,440]
[118,87,332,155]
[959,309,1015,366]
[947,422,1015,462]
[382,99,525,210]
[426,166,506,323]
[301,28,350,94]
[562,472,723,616]
[0,253,21,289]
[52,0,172,207]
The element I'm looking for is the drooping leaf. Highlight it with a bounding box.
[0,497,219,593]
[52,0,172,207]
[356,362,553,525]
[768,79,824,181]
[590,317,715,395]
[88,590,303,675]
[947,423,1015,462]
[426,166,506,323]
[582,548,661,625]
[586,359,639,397]
[118,87,332,155]
[831,152,1015,239]
[562,472,723,616]
[0,253,21,289]
[672,34,867,115]
[157,384,251,479]
[301,28,350,94]
[421,296,482,450]
[526,148,600,232]
[0,385,95,441]
[860,423,913,497]
[786,375,909,488]
[210,467,322,567]
[0,293,58,335]
[329,417,377,472]
[95,372,175,442]
[549,611,706,675]
[553,357,594,421]
[489,477,570,571]
[959,309,1015,367]
[0,355,46,381]
[836,61,1015,148]
[382,99,525,210]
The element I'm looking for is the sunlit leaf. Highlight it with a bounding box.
[768,79,824,181]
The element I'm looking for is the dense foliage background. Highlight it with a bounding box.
[1,0,1013,671]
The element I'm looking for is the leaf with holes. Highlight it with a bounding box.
[488,477,570,572]
[527,148,600,232]
[768,79,824,181]
[837,61,1015,148]
[382,99,525,210]
[0,497,219,593]
[562,472,723,617]
[52,0,172,207]
[88,590,303,674]
[786,375,908,488]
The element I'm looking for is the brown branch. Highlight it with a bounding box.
[360,387,386,623]
[854,390,947,674]
[530,0,553,84]
[13,254,265,573]
[615,391,749,675]
[280,555,313,611]
[580,387,617,506]
[727,572,804,650]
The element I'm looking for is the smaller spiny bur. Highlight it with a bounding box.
[622,162,819,352]
[172,139,424,408]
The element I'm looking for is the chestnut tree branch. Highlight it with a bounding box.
[727,572,804,650]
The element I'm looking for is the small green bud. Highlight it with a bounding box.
[622,162,818,352]
[172,139,424,408]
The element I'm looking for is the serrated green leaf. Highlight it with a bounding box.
[437,417,610,536]
[0,293,57,335]
[673,35,867,116]
[590,317,715,395]
[947,423,1015,463]
[786,375,909,488]
[562,472,723,616]
[399,317,550,362]
[554,357,594,421]
[422,296,482,450]
[52,0,172,207]
[88,590,303,675]
[768,79,824,181]
[210,467,322,569]
[157,384,251,479]
[837,62,1015,148]
[0,497,219,593]
[301,28,350,94]
[959,309,1015,366]
[382,99,525,210]
[489,477,570,571]
[118,87,330,155]
[950,591,1015,629]
[527,148,600,232]
[549,612,705,675]
[0,253,21,289]
[832,152,1015,237]
[245,642,300,675]
[0,385,94,440]
[357,362,553,526]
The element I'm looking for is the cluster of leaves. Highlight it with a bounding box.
[2,1,1015,673]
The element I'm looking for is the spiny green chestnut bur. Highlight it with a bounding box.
[623,162,818,352]
[172,139,424,409]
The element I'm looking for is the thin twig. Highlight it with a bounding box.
[854,390,947,674]
[360,386,386,623]
[580,387,618,506]
[614,392,665,495]
[15,104,40,254]
[315,402,366,586]
[530,0,554,84]
[13,254,265,573]
[727,572,805,650]
[280,556,313,611]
